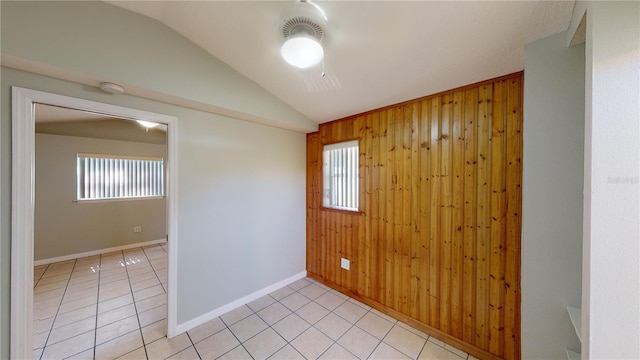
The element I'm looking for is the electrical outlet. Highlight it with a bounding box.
[341,258,350,270]
[133,226,142,233]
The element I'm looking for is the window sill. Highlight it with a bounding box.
[320,206,363,215]
[74,196,165,204]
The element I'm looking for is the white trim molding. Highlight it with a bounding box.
[34,239,167,266]
[10,87,180,358]
[11,87,36,360]
[176,271,307,334]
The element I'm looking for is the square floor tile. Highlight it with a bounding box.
[314,313,353,341]
[41,330,95,360]
[272,313,310,342]
[443,343,469,359]
[34,296,63,320]
[145,333,192,359]
[217,345,252,360]
[288,278,311,291]
[296,301,330,325]
[229,314,269,342]
[194,328,239,359]
[243,328,287,359]
[356,312,394,339]
[138,304,166,327]
[337,326,380,359]
[247,295,276,313]
[187,317,225,344]
[348,297,372,311]
[269,285,295,300]
[290,327,333,360]
[98,285,132,303]
[319,343,359,359]
[418,341,466,360]
[95,329,144,360]
[98,294,134,314]
[47,316,95,345]
[128,271,157,285]
[220,305,253,326]
[96,315,140,345]
[37,272,71,285]
[135,293,166,313]
[397,320,430,339]
[280,292,311,312]
[333,301,368,324]
[298,283,327,300]
[383,325,426,359]
[115,347,146,359]
[141,319,167,345]
[33,331,48,350]
[97,303,136,328]
[53,304,97,329]
[257,302,292,325]
[167,345,201,360]
[314,292,346,311]
[269,344,305,360]
[370,342,411,359]
[58,294,97,315]
[131,277,161,292]
[34,316,55,334]
[133,284,165,302]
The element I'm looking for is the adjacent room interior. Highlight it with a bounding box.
[1,1,638,360]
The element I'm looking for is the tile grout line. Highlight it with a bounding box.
[140,246,167,297]
[121,249,150,360]
[33,263,50,288]
[184,332,203,360]
[218,311,260,359]
[39,259,78,360]
[93,253,104,360]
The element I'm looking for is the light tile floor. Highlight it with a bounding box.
[34,244,476,360]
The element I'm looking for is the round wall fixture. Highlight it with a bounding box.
[280,1,327,69]
[99,82,125,94]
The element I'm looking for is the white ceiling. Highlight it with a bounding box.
[108,1,575,124]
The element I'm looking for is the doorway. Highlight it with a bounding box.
[11,87,179,359]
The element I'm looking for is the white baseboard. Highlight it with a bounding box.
[34,238,167,266]
[176,271,307,334]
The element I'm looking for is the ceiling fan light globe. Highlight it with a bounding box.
[136,120,160,129]
[281,36,323,69]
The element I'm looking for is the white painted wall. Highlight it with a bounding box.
[34,133,167,261]
[582,2,640,358]
[522,30,585,359]
[0,1,310,354]
[1,67,307,356]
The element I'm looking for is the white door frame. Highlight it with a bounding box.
[11,87,179,359]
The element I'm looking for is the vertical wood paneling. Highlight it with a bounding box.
[451,91,465,339]
[306,73,523,360]
[429,97,441,329]
[418,99,431,325]
[504,78,523,360]
[463,88,479,345]
[409,102,421,319]
[489,80,507,356]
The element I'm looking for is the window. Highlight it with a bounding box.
[323,140,359,211]
[77,153,164,201]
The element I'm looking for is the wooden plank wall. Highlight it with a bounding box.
[306,72,523,360]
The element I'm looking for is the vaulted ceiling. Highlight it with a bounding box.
[109,1,575,123]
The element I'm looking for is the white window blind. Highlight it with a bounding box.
[323,140,359,211]
[77,153,164,200]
